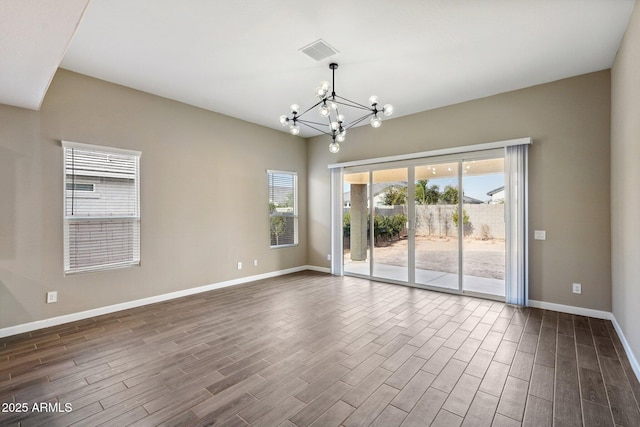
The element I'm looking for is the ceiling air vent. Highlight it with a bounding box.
[299,39,339,62]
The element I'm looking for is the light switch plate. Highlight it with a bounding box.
[47,291,57,303]
[534,230,546,240]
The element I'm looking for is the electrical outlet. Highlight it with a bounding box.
[534,230,546,240]
[572,283,582,294]
[327,254,331,261]
[237,262,242,270]
[46,291,58,304]
[253,259,258,267]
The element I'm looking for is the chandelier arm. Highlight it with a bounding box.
[326,109,334,128]
[334,95,373,111]
[295,120,334,136]
[330,99,372,112]
[344,113,374,130]
[298,99,325,117]
[297,118,332,127]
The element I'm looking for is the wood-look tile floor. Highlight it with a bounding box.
[1,272,640,427]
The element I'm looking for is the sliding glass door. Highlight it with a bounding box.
[371,168,409,282]
[341,150,508,300]
[343,168,410,282]
[414,161,460,290]
[461,158,506,296]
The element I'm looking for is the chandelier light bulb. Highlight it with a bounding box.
[370,116,382,128]
[290,104,300,114]
[319,104,330,117]
[279,115,288,126]
[329,142,340,153]
[329,102,338,110]
[383,104,394,116]
[320,81,331,91]
[336,131,346,143]
[289,124,300,135]
[337,114,345,123]
[330,121,339,131]
[316,87,327,98]
[369,95,379,106]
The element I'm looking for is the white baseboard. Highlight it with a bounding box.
[529,299,640,382]
[0,265,329,339]
[610,315,640,383]
[528,299,613,320]
[304,265,331,274]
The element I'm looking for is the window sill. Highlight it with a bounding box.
[64,261,140,275]
[270,244,298,249]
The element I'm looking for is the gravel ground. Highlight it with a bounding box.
[345,236,505,280]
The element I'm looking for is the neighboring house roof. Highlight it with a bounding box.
[463,195,485,204]
[487,186,505,196]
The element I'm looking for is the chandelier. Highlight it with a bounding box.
[279,63,393,153]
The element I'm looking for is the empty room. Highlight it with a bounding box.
[1,1,640,426]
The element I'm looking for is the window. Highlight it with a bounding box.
[268,170,298,247]
[63,141,141,274]
[66,183,94,192]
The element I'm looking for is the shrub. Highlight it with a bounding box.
[451,209,469,227]
[373,214,406,243]
[480,224,492,240]
[343,212,351,238]
[270,216,285,245]
[344,212,407,244]
[390,214,407,237]
[452,209,474,237]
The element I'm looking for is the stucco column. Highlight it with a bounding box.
[350,184,368,261]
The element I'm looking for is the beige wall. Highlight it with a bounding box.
[308,71,612,311]
[0,66,616,331]
[0,69,307,330]
[611,2,640,363]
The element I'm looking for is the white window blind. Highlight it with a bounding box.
[268,170,298,247]
[62,141,141,274]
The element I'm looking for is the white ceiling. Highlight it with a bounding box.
[2,0,635,136]
[0,0,90,110]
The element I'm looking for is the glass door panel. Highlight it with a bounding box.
[341,150,508,302]
[371,168,409,282]
[343,172,370,276]
[461,158,506,297]
[414,162,460,290]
